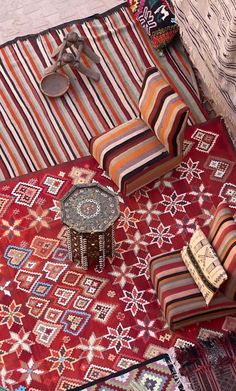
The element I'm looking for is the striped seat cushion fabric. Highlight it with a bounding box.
[89,118,182,196]
[149,250,236,330]
[209,201,236,300]
[138,67,189,155]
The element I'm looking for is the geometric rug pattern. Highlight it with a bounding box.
[78,353,184,390]
[0,117,235,390]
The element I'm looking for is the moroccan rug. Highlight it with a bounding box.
[77,353,184,390]
[0,3,207,181]
[0,116,235,391]
[172,332,236,391]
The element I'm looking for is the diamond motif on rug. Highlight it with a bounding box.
[32,281,52,297]
[91,302,116,323]
[14,270,41,292]
[31,236,59,259]
[26,296,49,318]
[4,245,32,269]
[42,175,65,195]
[205,156,234,181]
[44,308,63,324]
[73,296,92,311]
[192,128,219,153]
[80,276,108,297]
[219,182,236,208]
[51,247,68,262]
[84,364,113,382]
[60,309,91,336]
[69,167,96,184]
[54,287,76,306]
[33,320,62,346]
[61,271,82,286]
[12,182,42,207]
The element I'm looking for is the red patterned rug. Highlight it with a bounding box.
[0,117,235,390]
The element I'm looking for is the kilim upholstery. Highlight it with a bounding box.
[90,118,182,196]
[139,68,188,155]
[150,203,236,330]
[89,67,189,196]
[209,201,236,300]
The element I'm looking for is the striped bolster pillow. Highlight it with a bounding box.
[138,67,189,155]
[209,201,236,300]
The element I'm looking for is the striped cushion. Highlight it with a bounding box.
[150,250,236,330]
[209,201,236,300]
[89,118,182,196]
[139,67,189,155]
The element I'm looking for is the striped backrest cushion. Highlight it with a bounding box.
[209,201,236,300]
[139,67,189,155]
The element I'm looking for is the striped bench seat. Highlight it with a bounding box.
[89,117,182,196]
[89,67,189,196]
[150,250,236,330]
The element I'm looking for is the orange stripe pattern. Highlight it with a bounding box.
[139,67,189,154]
[209,201,236,301]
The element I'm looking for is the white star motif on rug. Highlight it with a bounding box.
[109,262,136,288]
[120,286,148,316]
[160,191,190,216]
[77,332,106,363]
[176,157,204,183]
[137,200,161,224]
[147,223,174,248]
[106,323,135,354]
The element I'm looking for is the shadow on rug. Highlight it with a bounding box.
[173,332,236,391]
[76,353,184,391]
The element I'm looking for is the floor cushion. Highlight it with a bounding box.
[89,117,181,196]
[150,250,236,330]
[209,201,236,300]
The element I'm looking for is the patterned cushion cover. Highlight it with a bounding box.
[89,117,182,196]
[128,0,179,51]
[139,67,189,155]
[181,227,228,305]
[150,250,236,330]
[209,201,236,300]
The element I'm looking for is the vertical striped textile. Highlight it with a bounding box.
[139,67,189,154]
[209,201,236,301]
[0,4,207,181]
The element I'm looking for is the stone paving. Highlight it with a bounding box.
[0,0,124,45]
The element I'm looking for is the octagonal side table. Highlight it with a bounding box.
[60,183,120,270]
